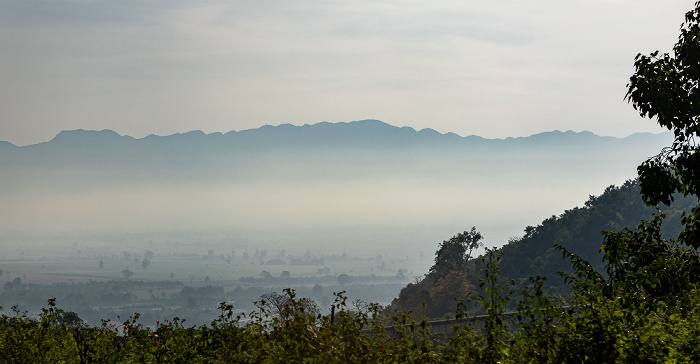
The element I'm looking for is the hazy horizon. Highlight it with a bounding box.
[0,121,671,147]
[1,1,692,146]
[1,121,672,251]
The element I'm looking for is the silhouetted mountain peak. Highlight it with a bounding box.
[4,120,672,151]
[49,129,130,146]
[506,130,602,141]
[52,128,121,140]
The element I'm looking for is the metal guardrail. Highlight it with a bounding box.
[383,311,520,337]
[383,307,569,337]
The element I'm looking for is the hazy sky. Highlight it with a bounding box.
[0,0,693,146]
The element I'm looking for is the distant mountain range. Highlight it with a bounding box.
[0,119,672,179]
[0,120,674,247]
[0,119,669,150]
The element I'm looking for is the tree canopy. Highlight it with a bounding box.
[627,0,700,246]
[391,227,483,317]
[429,227,483,280]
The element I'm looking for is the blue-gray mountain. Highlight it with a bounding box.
[0,119,674,249]
[0,119,672,187]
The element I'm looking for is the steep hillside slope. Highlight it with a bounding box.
[498,180,694,288]
[391,180,696,316]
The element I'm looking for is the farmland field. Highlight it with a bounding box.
[0,227,438,326]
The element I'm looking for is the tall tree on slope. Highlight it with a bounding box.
[626,1,700,246]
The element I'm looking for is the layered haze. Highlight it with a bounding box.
[0,120,672,250]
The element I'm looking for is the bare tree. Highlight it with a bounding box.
[259,290,319,321]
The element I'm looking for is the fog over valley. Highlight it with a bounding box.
[0,120,674,325]
[2,120,671,249]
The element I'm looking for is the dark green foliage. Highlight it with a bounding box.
[600,215,700,308]
[545,215,700,363]
[442,249,515,364]
[393,179,692,317]
[389,278,432,313]
[514,276,561,362]
[478,249,514,364]
[627,0,700,247]
[2,213,700,363]
[391,227,482,317]
[498,180,694,292]
[429,227,483,280]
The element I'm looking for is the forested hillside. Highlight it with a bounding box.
[391,180,696,317]
[498,180,694,289]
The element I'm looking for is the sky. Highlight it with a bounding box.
[0,0,694,146]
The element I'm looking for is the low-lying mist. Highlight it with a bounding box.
[2,124,670,253]
[4,161,639,249]
[0,122,675,326]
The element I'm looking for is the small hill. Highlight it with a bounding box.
[391,180,696,316]
[498,180,693,289]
